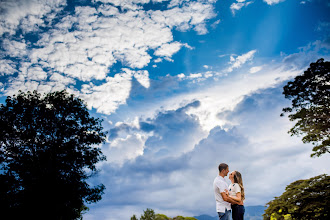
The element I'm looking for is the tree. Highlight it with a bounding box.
[131,214,139,220]
[140,208,156,220]
[281,58,330,157]
[155,214,170,220]
[172,217,197,220]
[263,174,330,220]
[131,209,198,220]
[0,90,107,219]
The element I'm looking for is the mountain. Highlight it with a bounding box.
[245,206,265,220]
[194,205,265,220]
[193,214,217,220]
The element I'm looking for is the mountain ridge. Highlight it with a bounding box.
[194,205,265,220]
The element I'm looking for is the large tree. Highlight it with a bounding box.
[263,174,330,220]
[281,58,330,157]
[0,90,107,219]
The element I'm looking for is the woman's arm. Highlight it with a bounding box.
[229,192,242,203]
[221,192,240,205]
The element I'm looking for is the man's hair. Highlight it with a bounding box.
[218,163,228,173]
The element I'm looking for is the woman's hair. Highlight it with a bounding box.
[233,171,245,201]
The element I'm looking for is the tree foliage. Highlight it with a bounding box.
[0,90,107,219]
[281,58,330,157]
[131,214,139,220]
[131,208,197,220]
[140,208,156,220]
[263,174,330,220]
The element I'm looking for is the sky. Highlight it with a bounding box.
[0,0,330,219]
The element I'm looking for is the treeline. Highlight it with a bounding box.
[131,208,197,220]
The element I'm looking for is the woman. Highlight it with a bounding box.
[227,171,245,220]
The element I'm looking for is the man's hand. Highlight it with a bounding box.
[220,192,239,205]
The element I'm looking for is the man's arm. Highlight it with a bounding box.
[220,192,239,205]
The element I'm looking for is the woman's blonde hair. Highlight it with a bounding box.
[233,171,245,201]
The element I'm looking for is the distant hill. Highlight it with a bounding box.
[193,214,217,220]
[245,206,265,220]
[194,205,265,220]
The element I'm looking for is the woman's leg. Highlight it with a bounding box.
[237,205,245,220]
[231,205,237,220]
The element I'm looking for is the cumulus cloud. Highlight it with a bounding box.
[86,86,330,220]
[101,61,304,169]
[105,133,147,165]
[104,100,206,165]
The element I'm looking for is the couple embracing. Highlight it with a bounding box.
[213,163,245,220]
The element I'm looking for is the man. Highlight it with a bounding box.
[213,163,240,220]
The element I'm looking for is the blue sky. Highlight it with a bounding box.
[0,0,330,219]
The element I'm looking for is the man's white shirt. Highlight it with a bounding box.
[213,176,231,212]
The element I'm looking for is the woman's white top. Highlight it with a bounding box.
[228,183,241,197]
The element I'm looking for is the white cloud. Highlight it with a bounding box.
[0,0,67,36]
[0,60,16,76]
[154,42,184,58]
[188,73,203,79]
[249,65,264,73]
[282,39,330,70]
[230,3,245,14]
[177,73,186,79]
[263,0,284,5]
[167,65,301,132]
[230,1,253,15]
[2,39,27,57]
[133,70,151,89]
[151,1,216,34]
[69,69,149,115]
[300,0,314,4]
[105,133,147,165]
[49,73,75,85]
[78,70,133,115]
[22,65,48,81]
[104,62,302,149]
[154,58,163,63]
[204,72,213,78]
[211,19,221,29]
[1,0,217,115]
[226,50,257,72]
